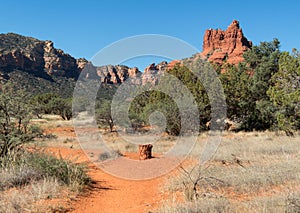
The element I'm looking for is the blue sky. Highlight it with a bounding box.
[2,0,299,69]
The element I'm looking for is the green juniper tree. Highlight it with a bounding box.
[267,49,300,134]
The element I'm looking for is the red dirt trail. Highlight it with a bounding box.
[47,147,168,213]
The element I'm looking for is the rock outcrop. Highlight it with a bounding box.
[81,62,142,84]
[0,33,86,78]
[142,61,168,85]
[202,20,252,65]
[86,61,169,85]
[76,58,88,71]
[43,40,80,77]
[94,65,142,84]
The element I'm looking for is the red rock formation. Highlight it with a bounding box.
[167,60,181,69]
[142,62,168,85]
[0,33,85,78]
[94,65,142,84]
[128,67,140,78]
[202,20,252,65]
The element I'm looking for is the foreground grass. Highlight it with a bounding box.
[159,131,300,213]
[0,150,90,212]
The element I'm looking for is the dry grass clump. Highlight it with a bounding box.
[286,193,300,213]
[0,178,62,213]
[159,131,300,212]
[160,198,232,213]
[0,150,90,212]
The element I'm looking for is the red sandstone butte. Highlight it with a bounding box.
[201,20,252,65]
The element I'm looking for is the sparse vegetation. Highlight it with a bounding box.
[0,178,62,213]
[0,148,90,212]
[0,86,90,212]
[160,132,300,212]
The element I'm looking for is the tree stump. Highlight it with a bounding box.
[138,144,153,160]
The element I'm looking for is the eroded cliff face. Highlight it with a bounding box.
[0,33,86,78]
[43,40,81,77]
[95,65,141,84]
[84,61,169,85]
[0,33,145,83]
[202,20,252,65]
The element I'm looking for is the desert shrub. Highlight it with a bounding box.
[0,151,90,191]
[0,85,38,160]
[25,152,90,190]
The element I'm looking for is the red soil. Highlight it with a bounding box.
[46,146,168,213]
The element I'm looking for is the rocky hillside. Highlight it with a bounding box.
[0,33,87,78]
[83,61,170,85]
[0,33,160,85]
[201,20,252,65]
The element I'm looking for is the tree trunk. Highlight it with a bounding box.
[138,144,153,160]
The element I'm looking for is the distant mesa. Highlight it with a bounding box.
[201,20,252,65]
